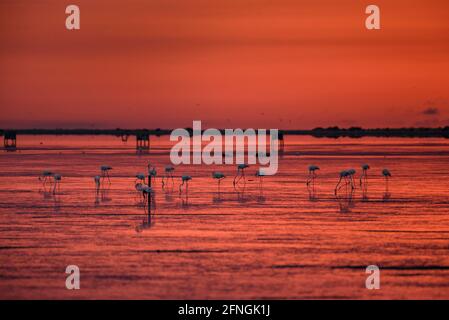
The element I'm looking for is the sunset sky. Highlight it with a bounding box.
[0,0,448,129]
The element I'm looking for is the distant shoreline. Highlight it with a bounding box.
[1,127,449,138]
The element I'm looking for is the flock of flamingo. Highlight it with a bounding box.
[38,163,392,201]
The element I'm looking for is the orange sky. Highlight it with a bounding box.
[0,0,448,129]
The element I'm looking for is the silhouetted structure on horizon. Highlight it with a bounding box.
[3,130,17,151]
[136,130,150,152]
[1,126,449,140]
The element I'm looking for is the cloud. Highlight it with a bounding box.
[422,107,439,115]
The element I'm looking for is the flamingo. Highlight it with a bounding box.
[147,164,157,187]
[135,181,144,192]
[100,165,112,183]
[179,175,192,194]
[306,165,320,186]
[382,168,391,189]
[134,174,147,197]
[142,183,152,194]
[162,166,174,188]
[335,170,350,195]
[39,170,54,187]
[382,168,391,178]
[52,173,61,194]
[134,181,152,200]
[233,163,249,186]
[360,164,370,186]
[135,173,146,184]
[142,184,153,202]
[212,172,225,191]
[347,168,356,189]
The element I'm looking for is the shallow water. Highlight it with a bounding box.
[1,135,449,299]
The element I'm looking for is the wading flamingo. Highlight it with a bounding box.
[100,165,112,183]
[39,170,54,187]
[347,168,356,189]
[162,166,174,188]
[306,165,320,186]
[359,164,370,187]
[382,168,391,189]
[212,172,225,191]
[335,170,350,195]
[135,174,147,197]
[135,181,147,198]
[179,175,192,194]
[147,164,157,187]
[141,185,153,207]
[52,173,61,194]
[233,164,249,186]
[135,173,146,184]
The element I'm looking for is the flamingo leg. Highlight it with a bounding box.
[233,170,241,185]
[335,177,343,195]
[306,172,312,186]
[179,180,185,194]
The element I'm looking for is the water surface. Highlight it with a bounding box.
[1,135,449,299]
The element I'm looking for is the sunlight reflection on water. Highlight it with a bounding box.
[1,135,449,299]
